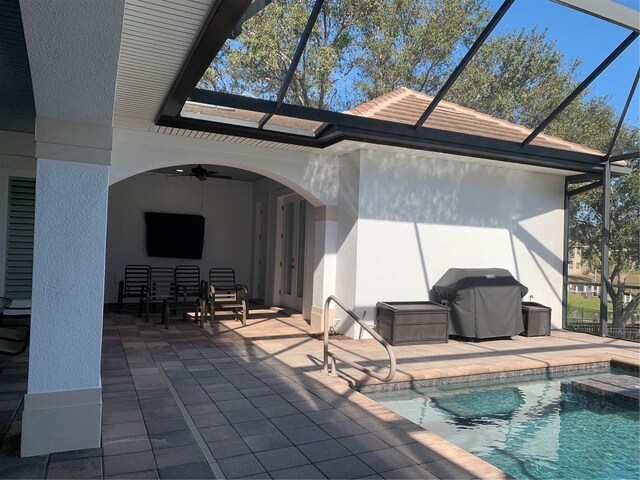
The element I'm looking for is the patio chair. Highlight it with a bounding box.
[205,268,248,326]
[0,297,31,326]
[175,265,201,300]
[117,265,151,314]
[161,265,205,328]
[144,267,174,322]
[0,326,29,356]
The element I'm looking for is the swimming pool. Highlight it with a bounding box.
[367,370,640,480]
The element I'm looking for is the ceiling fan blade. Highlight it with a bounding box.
[207,175,232,180]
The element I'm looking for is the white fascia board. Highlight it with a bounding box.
[552,0,640,32]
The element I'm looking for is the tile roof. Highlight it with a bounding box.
[344,87,603,156]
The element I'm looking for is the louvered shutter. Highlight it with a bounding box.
[5,177,35,299]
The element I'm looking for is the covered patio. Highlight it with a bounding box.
[1,310,637,479]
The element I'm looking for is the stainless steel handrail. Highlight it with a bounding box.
[323,295,396,382]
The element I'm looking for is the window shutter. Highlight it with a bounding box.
[5,177,35,299]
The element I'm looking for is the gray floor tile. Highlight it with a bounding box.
[271,414,314,431]
[394,442,442,464]
[0,462,47,479]
[297,439,351,463]
[239,386,275,398]
[243,431,292,453]
[232,419,277,437]
[207,438,251,459]
[154,445,206,469]
[158,462,215,479]
[193,412,229,428]
[103,435,151,456]
[49,447,102,462]
[270,464,326,479]
[292,399,332,413]
[185,403,220,416]
[145,418,190,435]
[421,458,476,480]
[338,433,389,454]
[46,458,102,479]
[215,398,253,412]
[249,395,288,408]
[180,393,212,405]
[353,415,394,433]
[254,446,308,472]
[218,453,266,479]
[141,406,183,421]
[199,424,240,442]
[258,403,299,419]
[106,470,159,479]
[320,419,368,439]
[314,455,375,480]
[103,409,143,425]
[102,421,147,440]
[305,409,349,424]
[358,448,416,473]
[150,430,196,450]
[223,408,265,424]
[381,465,437,479]
[104,451,157,476]
[207,390,245,402]
[372,428,415,447]
[282,426,331,446]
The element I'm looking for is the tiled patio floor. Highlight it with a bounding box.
[0,307,638,479]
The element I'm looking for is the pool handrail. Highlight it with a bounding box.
[323,295,396,382]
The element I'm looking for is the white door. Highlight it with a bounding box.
[280,195,307,311]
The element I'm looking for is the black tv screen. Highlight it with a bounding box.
[145,212,205,259]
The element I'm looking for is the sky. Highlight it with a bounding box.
[487,0,640,127]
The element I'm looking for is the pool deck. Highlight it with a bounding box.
[0,307,638,479]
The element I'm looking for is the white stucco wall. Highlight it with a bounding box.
[110,129,339,208]
[105,172,253,303]
[334,149,565,335]
[29,159,108,393]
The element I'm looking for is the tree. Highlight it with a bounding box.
[203,0,491,110]
[569,127,640,330]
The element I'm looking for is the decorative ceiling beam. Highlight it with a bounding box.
[521,31,638,147]
[258,0,325,129]
[413,0,515,129]
[156,0,253,121]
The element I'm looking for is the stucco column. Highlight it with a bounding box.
[310,206,338,331]
[21,120,111,457]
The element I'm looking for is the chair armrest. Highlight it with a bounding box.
[235,284,248,297]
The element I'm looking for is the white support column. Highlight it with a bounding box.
[21,120,111,457]
[310,206,338,331]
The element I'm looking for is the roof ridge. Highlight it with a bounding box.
[344,87,414,117]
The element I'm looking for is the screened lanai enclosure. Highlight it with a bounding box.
[151,0,639,340]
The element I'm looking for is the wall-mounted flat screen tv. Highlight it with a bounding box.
[145,212,205,259]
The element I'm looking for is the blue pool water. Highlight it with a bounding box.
[367,370,640,480]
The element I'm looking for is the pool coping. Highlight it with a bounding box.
[356,359,639,394]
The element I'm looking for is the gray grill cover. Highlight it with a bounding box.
[432,268,528,339]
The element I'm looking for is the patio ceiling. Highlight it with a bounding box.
[153,0,639,174]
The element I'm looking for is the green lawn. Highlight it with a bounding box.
[567,292,605,311]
